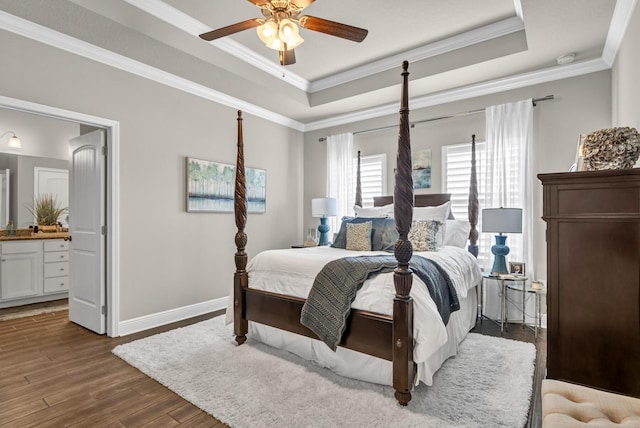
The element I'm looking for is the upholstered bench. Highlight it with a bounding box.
[542,379,640,427]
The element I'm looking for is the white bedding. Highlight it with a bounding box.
[226,245,482,386]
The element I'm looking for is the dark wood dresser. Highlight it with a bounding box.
[539,169,640,397]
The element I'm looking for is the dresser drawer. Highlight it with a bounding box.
[44,262,69,278]
[44,251,69,263]
[44,240,69,252]
[44,276,69,293]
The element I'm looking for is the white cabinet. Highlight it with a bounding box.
[0,242,41,300]
[43,240,69,294]
[0,239,69,308]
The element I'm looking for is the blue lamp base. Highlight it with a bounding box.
[491,234,510,274]
[317,217,330,246]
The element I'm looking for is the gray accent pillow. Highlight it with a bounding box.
[332,217,398,251]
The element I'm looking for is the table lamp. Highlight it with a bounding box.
[311,197,337,246]
[482,207,522,274]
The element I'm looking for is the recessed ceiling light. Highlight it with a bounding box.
[556,53,576,65]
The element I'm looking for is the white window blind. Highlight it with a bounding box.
[354,154,387,207]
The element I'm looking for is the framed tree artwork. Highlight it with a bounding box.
[186,157,266,213]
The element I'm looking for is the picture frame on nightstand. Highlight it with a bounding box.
[509,261,526,275]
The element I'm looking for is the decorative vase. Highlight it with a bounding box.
[39,225,58,233]
[583,127,640,171]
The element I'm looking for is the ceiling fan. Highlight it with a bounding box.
[199,0,368,66]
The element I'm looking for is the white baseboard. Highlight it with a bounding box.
[118,296,228,336]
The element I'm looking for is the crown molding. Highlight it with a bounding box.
[0,10,305,131]
[309,16,525,93]
[123,0,310,91]
[601,0,637,66]
[303,58,610,132]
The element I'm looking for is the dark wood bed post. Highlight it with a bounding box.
[467,134,479,257]
[234,110,248,345]
[392,61,415,406]
[355,150,362,207]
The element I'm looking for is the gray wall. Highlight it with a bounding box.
[304,71,612,281]
[0,28,305,321]
[613,3,640,130]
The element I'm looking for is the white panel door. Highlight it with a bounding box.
[34,167,69,227]
[68,129,106,334]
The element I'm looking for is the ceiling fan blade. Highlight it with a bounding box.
[246,0,269,5]
[199,18,263,41]
[298,15,368,42]
[290,0,315,9]
[279,48,296,66]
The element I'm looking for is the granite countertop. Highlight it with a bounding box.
[0,232,70,241]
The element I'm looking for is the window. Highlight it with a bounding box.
[353,154,386,207]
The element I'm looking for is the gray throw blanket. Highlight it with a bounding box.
[300,255,460,351]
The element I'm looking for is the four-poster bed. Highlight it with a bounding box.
[232,62,480,406]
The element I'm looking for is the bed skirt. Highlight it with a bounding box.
[244,290,478,387]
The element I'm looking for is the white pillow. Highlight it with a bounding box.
[413,201,451,246]
[443,219,471,248]
[354,203,393,218]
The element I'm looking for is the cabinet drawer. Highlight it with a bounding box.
[44,262,69,278]
[44,276,69,293]
[44,240,69,252]
[44,251,69,263]
[1,242,40,254]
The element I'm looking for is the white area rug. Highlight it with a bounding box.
[113,316,536,428]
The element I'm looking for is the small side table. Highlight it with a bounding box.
[505,280,546,338]
[480,273,529,335]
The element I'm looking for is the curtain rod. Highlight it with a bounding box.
[318,95,554,142]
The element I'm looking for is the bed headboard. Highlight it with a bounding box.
[373,194,452,209]
[373,194,455,220]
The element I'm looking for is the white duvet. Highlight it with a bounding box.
[226,245,482,386]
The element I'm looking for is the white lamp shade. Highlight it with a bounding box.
[482,208,522,233]
[7,135,21,149]
[312,198,337,217]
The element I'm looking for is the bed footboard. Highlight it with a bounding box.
[231,63,422,407]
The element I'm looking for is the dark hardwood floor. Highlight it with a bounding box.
[0,305,545,427]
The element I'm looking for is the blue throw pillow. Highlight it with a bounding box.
[332,217,397,251]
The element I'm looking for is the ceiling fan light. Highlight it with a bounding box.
[257,20,278,44]
[285,35,304,50]
[265,37,283,51]
[278,19,299,44]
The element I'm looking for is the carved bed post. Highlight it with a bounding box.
[467,134,479,257]
[234,110,248,345]
[355,150,362,207]
[392,61,415,406]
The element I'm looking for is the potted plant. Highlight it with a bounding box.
[27,193,67,232]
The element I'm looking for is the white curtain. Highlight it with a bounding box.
[326,133,354,235]
[483,99,536,322]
